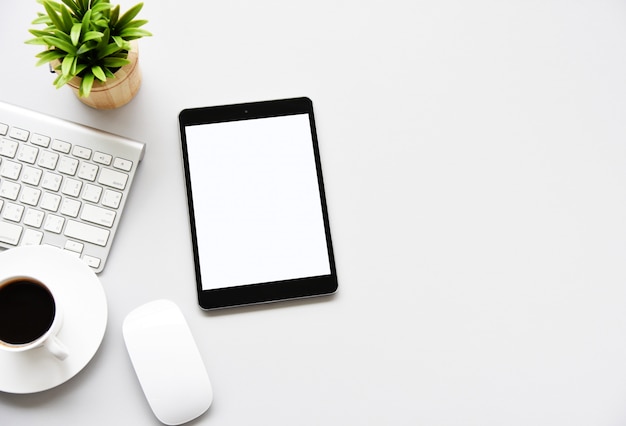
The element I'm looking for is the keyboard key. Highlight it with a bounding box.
[0,181,20,200]
[0,160,22,179]
[52,139,71,153]
[73,146,92,160]
[113,157,133,172]
[44,214,65,233]
[23,208,45,228]
[0,123,8,135]
[78,162,98,181]
[58,156,79,175]
[82,254,101,269]
[17,145,39,164]
[31,134,51,147]
[65,220,110,246]
[22,228,43,245]
[81,204,116,228]
[0,221,22,245]
[64,240,84,253]
[102,189,122,209]
[61,178,82,197]
[93,151,112,165]
[82,184,102,203]
[21,166,43,186]
[0,139,18,158]
[38,151,59,169]
[20,186,41,206]
[2,203,24,222]
[9,127,29,142]
[60,198,81,217]
[41,171,62,191]
[40,192,61,212]
[98,168,128,190]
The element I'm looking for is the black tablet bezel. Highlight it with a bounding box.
[179,97,338,310]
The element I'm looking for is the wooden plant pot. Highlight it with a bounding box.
[61,41,142,110]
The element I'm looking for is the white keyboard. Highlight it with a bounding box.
[0,101,145,273]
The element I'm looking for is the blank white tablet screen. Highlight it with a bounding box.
[185,114,331,290]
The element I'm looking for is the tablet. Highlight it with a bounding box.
[179,97,338,310]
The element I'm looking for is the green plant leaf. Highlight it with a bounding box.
[82,31,104,43]
[32,14,52,25]
[91,65,106,81]
[123,19,148,28]
[25,37,49,46]
[61,54,76,76]
[80,9,91,36]
[53,73,73,89]
[96,27,110,50]
[60,0,80,14]
[43,0,66,33]
[112,35,124,47]
[34,49,65,66]
[102,57,130,68]
[70,22,81,45]
[96,42,122,59]
[101,3,110,19]
[51,29,73,43]
[119,27,151,39]
[43,35,76,54]
[61,0,87,16]
[42,0,63,13]
[60,2,74,31]
[109,4,119,27]
[75,63,88,76]
[91,2,112,15]
[79,72,94,97]
[28,29,52,37]
[115,3,143,31]
[76,42,95,55]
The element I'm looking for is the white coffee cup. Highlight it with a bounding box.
[0,276,69,360]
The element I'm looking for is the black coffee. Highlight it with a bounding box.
[0,279,56,345]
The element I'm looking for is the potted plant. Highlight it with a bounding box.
[26,0,151,109]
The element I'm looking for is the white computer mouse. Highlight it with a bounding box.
[123,299,213,425]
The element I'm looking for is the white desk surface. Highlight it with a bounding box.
[2,1,626,425]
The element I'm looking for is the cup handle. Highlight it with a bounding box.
[45,335,69,361]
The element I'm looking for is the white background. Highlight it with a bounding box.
[185,114,331,289]
[2,1,626,425]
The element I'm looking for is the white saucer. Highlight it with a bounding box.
[0,245,107,394]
